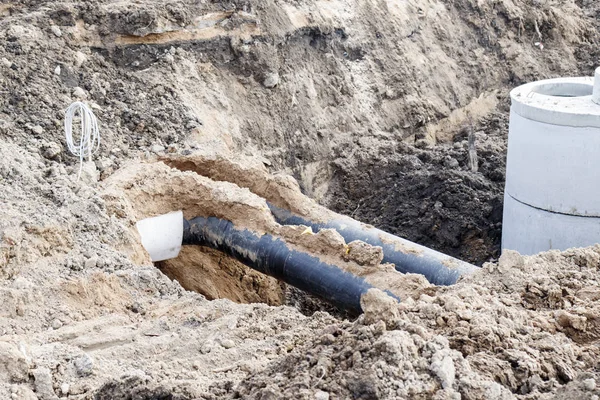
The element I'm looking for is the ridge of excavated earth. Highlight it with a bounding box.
[1,0,600,399]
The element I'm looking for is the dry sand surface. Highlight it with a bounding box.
[1,0,600,399]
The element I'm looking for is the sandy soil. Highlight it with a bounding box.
[1,0,600,399]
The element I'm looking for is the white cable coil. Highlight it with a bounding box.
[64,101,100,179]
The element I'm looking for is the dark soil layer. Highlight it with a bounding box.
[327,114,508,265]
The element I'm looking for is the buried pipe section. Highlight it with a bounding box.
[267,203,478,286]
[137,212,397,314]
[502,67,600,255]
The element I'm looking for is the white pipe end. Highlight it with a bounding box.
[135,211,184,262]
[593,67,600,105]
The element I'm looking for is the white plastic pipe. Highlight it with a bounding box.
[135,211,184,261]
[502,68,600,255]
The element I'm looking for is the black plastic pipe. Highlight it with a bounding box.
[267,203,478,286]
[182,216,399,314]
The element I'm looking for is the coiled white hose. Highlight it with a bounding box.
[64,101,100,180]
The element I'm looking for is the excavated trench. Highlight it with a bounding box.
[101,151,490,315]
[106,132,507,316]
[84,1,510,275]
[87,1,516,311]
[41,1,518,315]
[101,154,600,398]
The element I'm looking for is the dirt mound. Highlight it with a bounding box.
[236,318,513,399]
[233,248,600,399]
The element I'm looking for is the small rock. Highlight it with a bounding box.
[72,87,87,99]
[258,385,281,399]
[60,383,69,395]
[123,369,147,380]
[66,256,84,271]
[10,385,37,400]
[73,354,94,377]
[556,310,587,331]
[315,391,330,400]
[200,342,213,354]
[54,65,61,75]
[263,72,280,88]
[129,302,144,314]
[12,278,34,290]
[31,125,44,135]
[583,378,596,391]
[79,161,99,183]
[7,25,25,39]
[0,342,29,382]
[430,353,456,389]
[163,53,174,63]
[320,334,335,345]
[527,374,544,391]
[0,119,11,134]
[74,51,86,68]
[50,25,62,37]
[32,367,55,400]
[90,102,102,111]
[84,256,97,269]
[239,362,255,373]
[260,156,272,166]
[83,250,96,259]
[2,58,12,68]
[342,240,383,266]
[497,250,524,273]
[220,339,235,349]
[360,289,400,327]
[444,157,459,169]
[67,382,90,396]
[95,158,114,172]
[415,138,433,149]
[51,319,63,330]
[151,144,165,154]
[42,142,61,159]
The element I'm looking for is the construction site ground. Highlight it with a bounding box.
[1,0,600,399]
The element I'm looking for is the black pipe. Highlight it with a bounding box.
[267,203,478,286]
[183,216,399,314]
